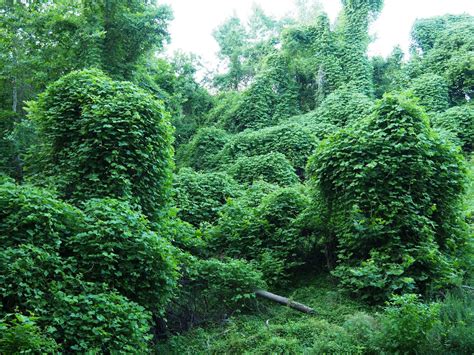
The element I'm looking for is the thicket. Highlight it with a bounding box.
[410,73,450,113]
[226,152,299,186]
[176,127,230,171]
[218,122,318,174]
[0,181,178,351]
[410,14,473,104]
[1,0,473,353]
[305,85,374,127]
[165,255,265,332]
[434,104,474,152]
[210,183,315,283]
[173,168,242,226]
[308,93,468,301]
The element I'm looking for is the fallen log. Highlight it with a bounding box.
[255,289,315,314]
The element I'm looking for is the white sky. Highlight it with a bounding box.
[161,0,474,69]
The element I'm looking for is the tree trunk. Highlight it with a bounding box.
[255,289,315,314]
[12,77,17,113]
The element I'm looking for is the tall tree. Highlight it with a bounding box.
[213,16,250,90]
[82,0,172,80]
[338,0,384,96]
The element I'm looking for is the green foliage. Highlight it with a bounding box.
[211,184,313,283]
[82,0,173,80]
[177,127,230,171]
[48,290,152,353]
[230,74,277,131]
[27,69,173,222]
[434,288,474,352]
[0,313,58,354]
[227,152,299,186]
[0,110,20,180]
[282,15,340,109]
[0,244,68,315]
[411,14,472,55]
[410,14,474,104]
[159,275,474,354]
[309,85,373,127]
[135,54,213,149]
[375,294,441,353]
[308,93,468,301]
[67,198,178,312]
[218,122,317,174]
[0,181,179,351]
[206,91,242,127]
[371,46,407,98]
[165,254,265,332]
[212,8,290,91]
[2,1,473,352]
[164,217,207,256]
[411,73,450,112]
[158,275,371,354]
[0,182,84,251]
[213,16,251,90]
[434,104,474,152]
[173,168,242,227]
[170,51,214,120]
[280,112,338,141]
[220,54,300,132]
[188,257,265,315]
[338,0,384,96]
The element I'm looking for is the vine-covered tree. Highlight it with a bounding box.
[27,69,174,222]
[308,93,468,301]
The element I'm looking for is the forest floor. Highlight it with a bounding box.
[158,155,474,354]
[157,274,374,354]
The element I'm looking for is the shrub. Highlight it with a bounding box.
[0,245,69,314]
[411,73,450,113]
[27,69,173,222]
[0,314,58,354]
[0,182,85,251]
[374,294,441,353]
[186,257,265,313]
[308,93,468,301]
[211,184,312,283]
[434,288,474,353]
[173,168,242,226]
[176,127,230,171]
[166,255,265,330]
[227,152,299,186]
[48,290,152,353]
[310,86,373,127]
[434,104,474,152]
[67,198,178,312]
[164,217,207,256]
[218,122,317,174]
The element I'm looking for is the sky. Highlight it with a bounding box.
[161,0,474,69]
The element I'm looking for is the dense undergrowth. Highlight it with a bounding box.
[158,273,474,354]
[0,0,473,353]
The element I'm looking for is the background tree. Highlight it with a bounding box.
[337,0,384,96]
